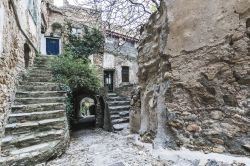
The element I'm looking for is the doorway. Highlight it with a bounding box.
[46,38,60,55]
[104,70,114,92]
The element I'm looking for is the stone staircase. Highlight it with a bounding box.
[0,56,69,166]
[107,93,130,131]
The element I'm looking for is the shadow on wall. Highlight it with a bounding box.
[24,43,30,68]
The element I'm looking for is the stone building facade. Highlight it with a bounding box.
[0,0,49,153]
[42,1,139,95]
[96,29,139,94]
[40,1,101,56]
[131,0,250,156]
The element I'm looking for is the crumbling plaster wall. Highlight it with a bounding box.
[0,0,42,153]
[103,35,139,89]
[132,0,250,156]
[102,52,138,88]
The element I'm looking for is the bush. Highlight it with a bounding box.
[51,22,62,31]
[51,52,101,94]
[65,26,104,58]
[52,25,103,124]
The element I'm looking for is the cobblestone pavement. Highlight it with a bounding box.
[46,129,159,166]
[45,129,250,166]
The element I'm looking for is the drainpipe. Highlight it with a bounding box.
[9,0,39,53]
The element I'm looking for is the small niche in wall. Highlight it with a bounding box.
[122,66,129,82]
[24,43,30,68]
[246,18,250,28]
[246,18,250,38]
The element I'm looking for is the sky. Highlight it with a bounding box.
[53,0,88,7]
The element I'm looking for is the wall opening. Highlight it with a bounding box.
[80,97,95,117]
[24,43,30,68]
[122,66,129,82]
[246,18,250,28]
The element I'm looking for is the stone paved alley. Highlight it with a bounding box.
[46,129,250,166]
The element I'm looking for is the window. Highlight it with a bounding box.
[72,28,82,37]
[29,0,38,25]
[122,66,129,82]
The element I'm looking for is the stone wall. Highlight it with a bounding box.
[115,84,134,97]
[0,0,43,153]
[41,2,101,55]
[132,0,250,156]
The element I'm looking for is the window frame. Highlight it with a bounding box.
[28,0,38,25]
[121,66,129,83]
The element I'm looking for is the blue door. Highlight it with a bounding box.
[46,38,59,55]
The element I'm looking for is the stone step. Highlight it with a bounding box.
[8,110,65,123]
[27,76,54,82]
[111,118,129,124]
[35,57,55,61]
[2,130,64,153]
[108,93,118,97]
[14,97,65,105]
[107,96,130,101]
[16,91,66,98]
[34,60,53,65]
[29,68,52,74]
[33,64,52,69]
[28,73,53,78]
[110,114,120,120]
[18,84,60,91]
[113,123,129,131]
[0,140,60,166]
[108,100,130,106]
[109,105,130,112]
[119,111,129,117]
[12,103,65,113]
[5,118,65,135]
[19,81,58,86]
[31,66,52,71]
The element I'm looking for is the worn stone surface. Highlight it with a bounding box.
[0,0,49,153]
[0,56,70,165]
[131,0,250,156]
[107,93,130,131]
[46,129,250,166]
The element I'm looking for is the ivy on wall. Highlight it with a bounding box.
[51,24,104,123]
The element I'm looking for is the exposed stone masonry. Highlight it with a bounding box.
[0,56,69,165]
[107,93,130,131]
[131,0,250,156]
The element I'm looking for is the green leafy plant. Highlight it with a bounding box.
[51,22,62,31]
[52,52,101,94]
[51,25,103,124]
[60,85,74,130]
[65,24,104,58]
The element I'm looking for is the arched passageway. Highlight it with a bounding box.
[80,97,95,117]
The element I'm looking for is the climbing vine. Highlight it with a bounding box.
[51,25,104,124]
[65,23,104,58]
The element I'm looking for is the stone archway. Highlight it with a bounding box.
[24,43,30,68]
[75,93,97,120]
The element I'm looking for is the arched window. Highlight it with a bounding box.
[24,43,30,68]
